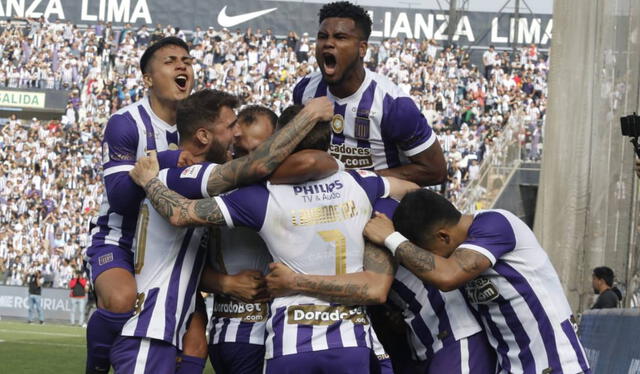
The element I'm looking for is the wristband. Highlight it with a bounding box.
[384,232,408,255]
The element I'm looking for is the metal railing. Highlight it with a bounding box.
[454,111,537,213]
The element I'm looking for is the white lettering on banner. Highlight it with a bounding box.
[629,358,640,374]
[369,11,474,41]
[79,0,151,23]
[490,17,553,44]
[0,0,64,19]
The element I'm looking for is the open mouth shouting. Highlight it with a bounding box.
[174,74,189,92]
[322,52,338,78]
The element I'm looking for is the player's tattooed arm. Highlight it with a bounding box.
[142,178,226,226]
[395,242,491,292]
[206,97,333,195]
[265,241,394,305]
[363,212,490,291]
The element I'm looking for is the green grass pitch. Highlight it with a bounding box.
[0,320,215,373]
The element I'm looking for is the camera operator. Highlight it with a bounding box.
[26,269,44,324]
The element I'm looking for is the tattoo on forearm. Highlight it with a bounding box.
[396,241,436,274]
[294,276,373,305]
[143,178,225,226]
[452,249,486,274]
[207,110,317,195]
[364,241,395,275]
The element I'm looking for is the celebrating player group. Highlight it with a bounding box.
[84,2,590,373]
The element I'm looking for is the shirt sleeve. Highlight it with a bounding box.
[372,198,398,218]
[214,184,270,230]
[459,211,517,265]
[160,163,217,199]
[292,76,311,105]
[102,112,145,215]
[347,170,390,206]
[381,95,436,157]
[157,150,182,169]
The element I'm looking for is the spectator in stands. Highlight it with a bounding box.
[69,269,89,326]
[26,269,44,324]
[592,266,621,309]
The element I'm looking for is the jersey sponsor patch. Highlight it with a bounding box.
[286,305,369,326]
[180,165,202,179]
[329,143,373,169]
[465,277,500,304]
[212,295,268,323]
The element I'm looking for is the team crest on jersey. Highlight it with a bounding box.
[331,114,345,134]
[465,276,500,304]
[168,143,179,150]
[102,143,110,163]
[180,165,202,179]
[354,110,370,140]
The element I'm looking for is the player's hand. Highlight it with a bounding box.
[130,150,160,187]
[303,96,333,123]
[177,150,197,167]
[225,270,269,303]
[265,262,297,298]
[364,212,396,246]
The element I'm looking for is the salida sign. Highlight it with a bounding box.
[0,0,552,46]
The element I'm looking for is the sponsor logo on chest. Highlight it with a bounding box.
[465,276,500,304]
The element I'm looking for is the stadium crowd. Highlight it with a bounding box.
[0,18,547,288]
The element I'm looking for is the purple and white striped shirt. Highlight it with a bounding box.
[293,69,435,171]
[462,209,590,374]
[375,198,482,362]
[121,163,216,349]
[88,96,180,256]
[215,170,390,359]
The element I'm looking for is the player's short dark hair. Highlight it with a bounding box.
[176,89,239,141]
[593,266,614,287]
[319,1,372,40]
[393,189,461,247]
[278,105,331,152]
[139,36,190,73]
[237,105,277,131]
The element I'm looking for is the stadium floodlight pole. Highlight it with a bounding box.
[447,0,457,47]
[513,0,520,54]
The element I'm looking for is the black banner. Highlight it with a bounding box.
[0,1,552,46]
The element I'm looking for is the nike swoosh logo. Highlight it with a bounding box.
[217,6,278,28]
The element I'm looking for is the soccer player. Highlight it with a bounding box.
[86,36,196,373]
[112,91,333,373]
[364,189,591,374]
[293,1,446,186]
[203,105,277,374]
[128,117,416,373]
[266,196,495,374]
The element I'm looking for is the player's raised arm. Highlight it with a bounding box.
[129,151,228,227]
[265,241,395,305]
[204,97,333,195]
[364,212,491,292]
